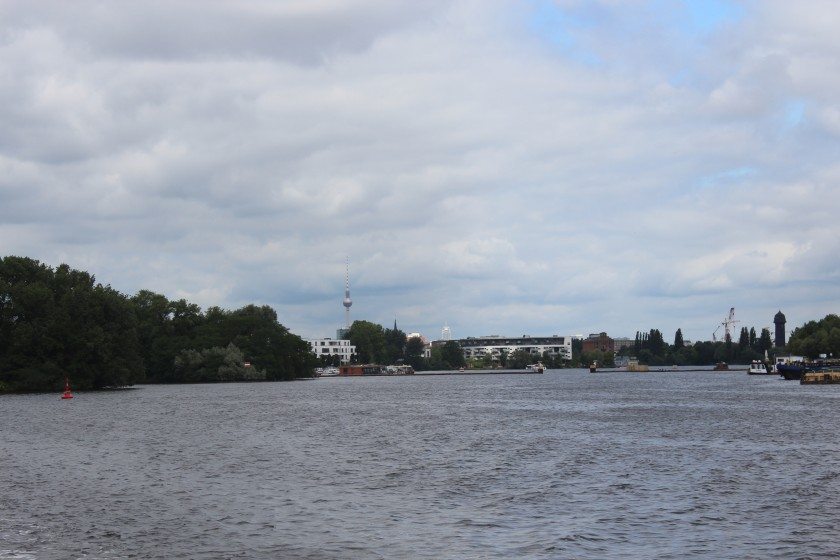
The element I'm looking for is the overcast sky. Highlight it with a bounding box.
[2,0,838,343]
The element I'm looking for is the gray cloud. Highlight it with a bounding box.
[1,0,838,343]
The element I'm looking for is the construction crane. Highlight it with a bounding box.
[712,325,721,342]
[721,307,740,343]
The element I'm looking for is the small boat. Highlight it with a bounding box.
[61,378,74,399]
[713,362,729,371]
[589,361,597,373]
[747,360,773,375]
[526,362,545,373]
[320,367,339,377]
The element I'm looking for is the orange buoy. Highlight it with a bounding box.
[61,377,74,399]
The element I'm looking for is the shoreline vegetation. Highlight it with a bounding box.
[1,256,316,394]
[2,255,838,394]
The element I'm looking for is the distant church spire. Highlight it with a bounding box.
[342,257,353,328]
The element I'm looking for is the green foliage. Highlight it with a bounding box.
[173,343,266,382]
[440,341,466,369]
[757,328,773,353]
[0,255,316,392]
[738,327,750,349]
[788,314,840,358]
[674,328,684,349]
[1,256,143,392]
[347,320,386,363]
[405,336,425,369]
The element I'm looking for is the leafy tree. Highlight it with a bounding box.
[383,323,407,364]
[347,320,387,363]
[757,328,773,354]
[674,328,684,349]
[0,256,143,392]
[405,336,425,369]
[788,314,840,358]
[749,327,757,349]
[440,341,465,369]
[738,327,750,350]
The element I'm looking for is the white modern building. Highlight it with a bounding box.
[458,335,573,362]
[309,338,355,363]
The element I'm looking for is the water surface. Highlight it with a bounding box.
[2,370,839,558]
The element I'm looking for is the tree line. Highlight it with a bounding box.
[787,314,840,359]
[0,256,316,393]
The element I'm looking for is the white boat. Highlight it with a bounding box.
[526,362,545,373]
[747,360,773,375]
[320,367,340,377]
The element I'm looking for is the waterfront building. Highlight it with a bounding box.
[309,338,356,363]
[613,337,634,352]
[582,332,615,354]
[458,335,572,362]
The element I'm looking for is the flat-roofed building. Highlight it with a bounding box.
[309,338,356,363]
[458,335,572,363]
[582,332,614,354]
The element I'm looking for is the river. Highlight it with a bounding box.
[1,369,838,559]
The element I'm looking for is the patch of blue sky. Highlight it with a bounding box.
[526,0,602,66]
[679,0,744,35]
[783,100,806,128]
[696,166,758,189]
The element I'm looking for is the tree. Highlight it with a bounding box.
[347,320,387,364]
[648,329,665,356]
[674,328,684,349]
[788,314,840,358]
[749,327,757,349]
[383,323,407,364]
[738,327,750,350]
[405,336,425,369]
[0,256,143,392]
[440,341,465,369]
[757,328,773,354]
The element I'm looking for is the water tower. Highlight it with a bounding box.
[774,310,786,348]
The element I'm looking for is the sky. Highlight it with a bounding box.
[1,0,839,343]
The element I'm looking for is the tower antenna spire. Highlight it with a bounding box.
[343,257,353,328]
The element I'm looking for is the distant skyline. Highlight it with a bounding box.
[1,1,838,343]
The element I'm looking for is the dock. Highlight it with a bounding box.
[416,369,543,376]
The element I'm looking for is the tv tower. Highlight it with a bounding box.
[343,257,352,328]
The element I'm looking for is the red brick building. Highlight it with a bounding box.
[582,332,615,354]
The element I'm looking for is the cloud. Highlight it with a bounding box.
[0,0,838,344]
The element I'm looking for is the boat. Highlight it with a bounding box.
[778,359,840,381]
[589,361,597,373]
[526,362,545,373]
[801,370,840,384]
[61,378,73,399]
[320,367,339,377]
[777,362,806,380]
[747,361,774,375]
[713,362,729,371]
